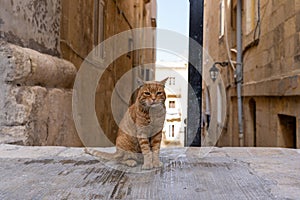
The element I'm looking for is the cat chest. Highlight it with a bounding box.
[140,113,165,135]
[148,116,165,127]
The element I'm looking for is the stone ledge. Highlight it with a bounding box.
[230,72,300,97]
[0,40,76,88]
[244,74,300,97]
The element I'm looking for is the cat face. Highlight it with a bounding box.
[137,78,168,108]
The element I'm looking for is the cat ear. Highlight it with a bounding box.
[159,77,169,85]
[137,77,145,87]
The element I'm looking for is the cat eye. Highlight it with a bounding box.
[156,92,163,95]
[144,92,151,96]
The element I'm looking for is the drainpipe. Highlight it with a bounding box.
[236,0,244,146]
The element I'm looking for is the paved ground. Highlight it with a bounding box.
[0,144,299,200]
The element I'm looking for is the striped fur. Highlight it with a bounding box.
[85,78,168,169]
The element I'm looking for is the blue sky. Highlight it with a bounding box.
[156,0,190,62]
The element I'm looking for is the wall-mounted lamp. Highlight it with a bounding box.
[209,64,219,82]
[209,62,229,82]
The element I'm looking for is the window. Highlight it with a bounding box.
[169,125,175,137]
[145,69,150,81]
[169,77,175,85]
[93,0,105,60]
[219,0,225,38]
[169,101,175,108]
[217,84,222,124]
[245,0,258,34]
[141,68,151,81]
[127,38,133,58]
[231,4,237,47]
[249,99,257,146]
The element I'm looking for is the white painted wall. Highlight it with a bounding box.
[156,61,188,146]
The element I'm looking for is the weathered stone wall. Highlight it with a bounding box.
[239,0,300,148]
[241,96,300,148]
[204,0,300,147]
[0,0,61,56]
[0,41,82,146]
[96,0,137,144]
[60,0,156,69]
[60,0,156,145]
[60,0,94,69]
[0,0,156,147]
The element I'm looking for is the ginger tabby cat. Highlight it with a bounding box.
[85,78,168,170]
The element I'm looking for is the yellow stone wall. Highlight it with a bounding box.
[204,0,300,148]
[60,0,157,145]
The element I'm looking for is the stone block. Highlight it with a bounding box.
[60,0,94,69]
[296,0,300,12]
[283,0,295,20]
[117,0,136,28]
[0,41,82,147]
[0,85,82,147]
[270,5,285,31]
[0,86,35,126]
[0,126,28,145]
[0,0,61,56]
[27,87,82,146]
[0,41,76,88]
[284,36,296,58]
[295,33,300,55]
[284,17,296,39]
[258,32,274,52]
[273,23,284,44]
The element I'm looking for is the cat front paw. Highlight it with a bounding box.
[152,153,162,168]
[142,163,153,170]
[123,159,137,167]
[152,161,163,168]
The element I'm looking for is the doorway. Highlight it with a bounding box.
[249,98,257,147]
[278,114,297,148]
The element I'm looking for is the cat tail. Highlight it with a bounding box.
[84,148,123,161]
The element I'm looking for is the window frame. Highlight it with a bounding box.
[93,0,105,61]
[219,0,225,38]
[245,0,258,35]
[169,100,176,108]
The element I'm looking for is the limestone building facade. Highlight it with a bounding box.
[0,0,157,146]
[156,61,188,147]
[204,0,300,148]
